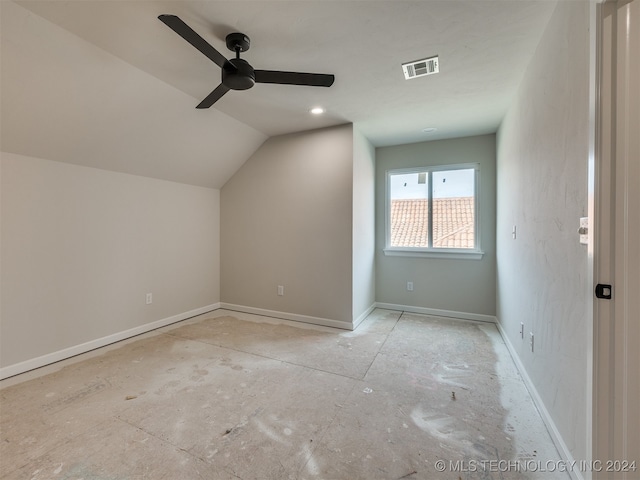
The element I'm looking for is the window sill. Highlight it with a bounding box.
[383,248,485,260]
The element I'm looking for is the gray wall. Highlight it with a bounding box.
[220,125,355,327]
[375,134,497,318]
[496,0,590,466]
[352,127,376,323]
[1,152,220,373]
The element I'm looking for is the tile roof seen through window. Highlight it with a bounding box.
[391,197,475,249]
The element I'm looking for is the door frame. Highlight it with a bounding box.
[591,1,640,478]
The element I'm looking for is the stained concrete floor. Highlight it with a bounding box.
[0,309,570,480]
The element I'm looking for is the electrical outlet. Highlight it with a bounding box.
[407,281,414,292]
[529,332,534,352]
[277,285,284,296]
[146,293,153,305]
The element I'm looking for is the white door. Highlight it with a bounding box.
[593,1,640,478]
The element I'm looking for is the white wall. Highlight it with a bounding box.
[496,0,590,469]
[0,153,220,376]
[375,134,497,319]
[1,1,266,190]
[352,127,376,324]
[220,125,354,328]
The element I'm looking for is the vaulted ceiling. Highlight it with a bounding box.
[1,1,557,188]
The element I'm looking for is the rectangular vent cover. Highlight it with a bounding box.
[402,56,439,80]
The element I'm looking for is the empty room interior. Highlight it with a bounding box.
[1,1,639,479]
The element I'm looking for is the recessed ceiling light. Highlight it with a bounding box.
[310,107,325,115]
[422,127,437,134]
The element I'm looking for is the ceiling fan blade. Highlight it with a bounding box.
[158,14,228,69]
[196,84,230,109]
[254,70,335,87]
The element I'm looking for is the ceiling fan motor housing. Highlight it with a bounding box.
[223,59,255,90]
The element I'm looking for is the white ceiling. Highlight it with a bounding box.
[1,1,557,188]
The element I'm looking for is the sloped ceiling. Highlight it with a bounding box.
[1,1,557,188]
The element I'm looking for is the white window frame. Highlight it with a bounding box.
[384,163,484,259]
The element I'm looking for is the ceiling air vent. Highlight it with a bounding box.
[402,56,439,80]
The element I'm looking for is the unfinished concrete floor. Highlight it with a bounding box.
[1,309,569,479]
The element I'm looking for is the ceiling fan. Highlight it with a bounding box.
[158,15,335,109]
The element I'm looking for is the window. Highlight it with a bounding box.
[385,164,483,259]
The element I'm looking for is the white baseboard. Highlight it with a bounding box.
[353,303,377,330]
[0,303,220,381]
[495,321,583,480]
[219,303,353,330]
[375,302,497,324]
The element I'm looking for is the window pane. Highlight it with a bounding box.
[390,172,429,247]
[432,169,475,248]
